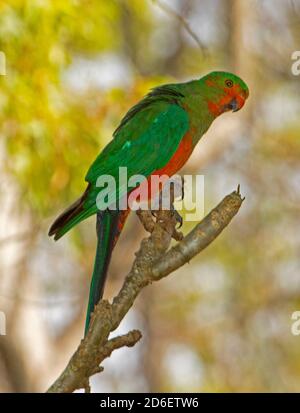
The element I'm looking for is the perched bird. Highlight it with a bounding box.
[49,71,249,334]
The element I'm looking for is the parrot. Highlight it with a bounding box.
[49,71,249,335]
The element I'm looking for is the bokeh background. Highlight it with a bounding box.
[0,0,300,392]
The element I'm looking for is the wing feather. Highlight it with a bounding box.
[84,102,189,212]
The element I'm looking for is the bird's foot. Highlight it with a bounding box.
[136,178,184,241]
[151,206,183,241]
[136,209,155,233]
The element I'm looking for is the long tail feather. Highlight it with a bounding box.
[48,184,93,240]
[84,209,129,335]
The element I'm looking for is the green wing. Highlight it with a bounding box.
[84,101,189,211]
[50,101,189,239]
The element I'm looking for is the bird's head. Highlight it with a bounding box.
[201,71,249,117]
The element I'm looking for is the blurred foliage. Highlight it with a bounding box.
[0,0,158,214]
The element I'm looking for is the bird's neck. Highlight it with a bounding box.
[183,98,216,147]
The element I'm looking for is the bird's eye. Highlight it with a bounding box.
[225,79,233,88]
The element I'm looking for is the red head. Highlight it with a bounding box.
[201,71,249,117]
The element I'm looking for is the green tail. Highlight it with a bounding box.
[49,188,129,336]
[48,184,96,241]
[84,210,124,336]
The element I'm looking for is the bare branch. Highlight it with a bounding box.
[47,189,243,393]
[152,190,244,279]
[151,0,208,58]
[47,325,142,393]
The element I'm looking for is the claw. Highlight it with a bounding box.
[180,176,185,200]
[172,208,183,228]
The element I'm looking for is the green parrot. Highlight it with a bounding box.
[49,71,249,334]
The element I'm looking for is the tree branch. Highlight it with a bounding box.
[47,188,243,393]
[151,0,208,58]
